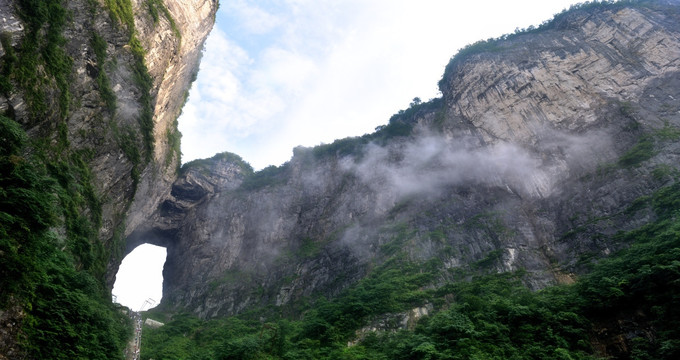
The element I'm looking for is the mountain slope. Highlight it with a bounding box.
[135,0,680,317]
[136,1,680,358]
[0,0,217,357]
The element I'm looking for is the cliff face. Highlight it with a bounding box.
[0,0,216,355]
[126,2,680,320]
[1,0,217,282]
[125,0,218,236]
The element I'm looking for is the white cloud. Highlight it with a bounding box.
[178,0,584,169]
[255,47,319,94]
[226,0,284,35]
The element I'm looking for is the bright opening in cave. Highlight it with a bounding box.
[112,244,167,311]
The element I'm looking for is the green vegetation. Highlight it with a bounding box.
[146,0,181,41]
[208,270,255,292]
[0,115,131,358]
[654,123,680,141]
[166,119,182,167]
[617,136,655,168]
[103,0,135,31]
[131,37,155,162]
[117,125,143,185]
[140,178,680,359]
[298,237,322,259]
[0,11,143,359]
[240,164,289,191]
[104,0,155,162]
[5,0,74,119]
[180,151,254,176]
[0,33,17,94]
[304,97,445,160]
[652,164,677,181]
[91,32,117,113]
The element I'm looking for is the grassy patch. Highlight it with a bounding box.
[0,32,17,94]
[118,125,142,185]
[208,270,254,292]
[652,164,676,181]
[240,164,288,191]
[618,136,655,168]
[298,237,322,259]
[654,123,680,141]
[146,0,181,41]
[165,120,182,168]
[11,0,73,119]
[103,0,135,31]
[91,32,117,113]
[180,151,254,176]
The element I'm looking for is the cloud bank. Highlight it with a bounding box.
[179,0,586,169]
[339,125,615,210]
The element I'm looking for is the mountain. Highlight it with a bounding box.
[0,0,216,358]
[135,0,680,315]
[136,1,680,358]
[2,0,680,359]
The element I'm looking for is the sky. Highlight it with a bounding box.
[112,244,166,311]
[114,0,586,310]
[178,0,586,170]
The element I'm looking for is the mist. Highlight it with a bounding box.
[339,126,614,206]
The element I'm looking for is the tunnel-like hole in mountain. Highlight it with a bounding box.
[112,244,167,311]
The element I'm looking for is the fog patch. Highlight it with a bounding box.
[341,128,612,204]
[534,128,615,171]
[342,134,548,203]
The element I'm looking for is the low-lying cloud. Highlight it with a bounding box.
[340,128,613,206]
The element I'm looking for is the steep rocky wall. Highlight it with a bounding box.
[0,0,217,285]
[129,2,680,319]
[440,6,680,146]
[0,1,216,355]
[125,0,218,235]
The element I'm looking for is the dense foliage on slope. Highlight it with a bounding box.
[0,116,131,358]
[139,177,680,359]
[0,0,213,356]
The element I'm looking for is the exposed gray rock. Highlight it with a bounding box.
[126,2,680,319]
[0,0,217,293]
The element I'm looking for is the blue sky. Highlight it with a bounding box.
[178,0,586,170]
[114,0,586,310]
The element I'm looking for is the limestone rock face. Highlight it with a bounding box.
[440,6,680,145]
[126,0,219,236]
[126,2,680,319]
[0,0,217,287]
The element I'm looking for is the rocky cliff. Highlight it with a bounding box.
[127,1,680,322]
[0,0,216,357]
[3,0,680,358]
[1,0,217,283]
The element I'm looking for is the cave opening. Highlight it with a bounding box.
[112,243,167,311]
